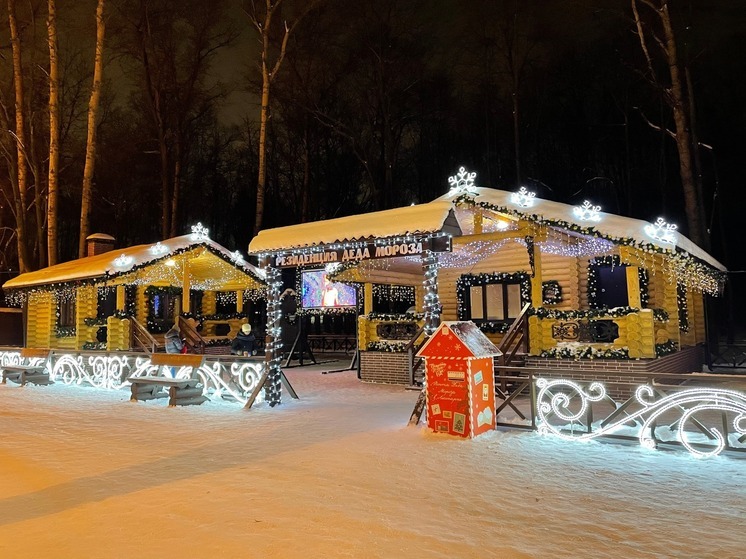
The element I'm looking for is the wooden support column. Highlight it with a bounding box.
[236,290,244,313]
[526,236,543,307]
[181,258,190,316]
[422,250,440,335]
[116,285,125,311]
[626,266,642,309]
[364,283,373,314]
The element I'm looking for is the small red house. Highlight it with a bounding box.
[417,321,502,438]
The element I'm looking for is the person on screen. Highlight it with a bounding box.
[321,276,340,307]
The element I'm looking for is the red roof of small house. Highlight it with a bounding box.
[416,321,501,359]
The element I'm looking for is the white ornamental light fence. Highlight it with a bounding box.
[0,348,266,406]
[494,366,746,459]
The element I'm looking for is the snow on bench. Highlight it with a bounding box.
[1,348,51,386]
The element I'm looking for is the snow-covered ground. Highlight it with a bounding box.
[1,359,743,558]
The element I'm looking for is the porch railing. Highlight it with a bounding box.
[130,317,158,354]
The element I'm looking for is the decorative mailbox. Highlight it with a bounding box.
[416,321,501,438]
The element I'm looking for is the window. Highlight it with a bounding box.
[152,292,175,320]
[58,295,76,328]
[216,292,237,315]
[97,288,116,319]
[468,282,523,322]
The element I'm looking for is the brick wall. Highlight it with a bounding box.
[523,345,705,399]
[360,351,410,385]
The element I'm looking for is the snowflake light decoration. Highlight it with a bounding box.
[447,166,477,195]
[190,222,209,241]
[149,241,169,256]
[510,186,536,208]
[644,217,678,246]
[112,254,134,268]
[229,250,244,264]
[573,200,602,222]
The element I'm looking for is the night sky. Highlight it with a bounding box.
[1,0,744,313]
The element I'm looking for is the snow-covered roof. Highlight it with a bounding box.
[438,187,725,271]
[417,321,502,358]
[3,235,265,290]
[249,201,460,253]
[249,187,723,272]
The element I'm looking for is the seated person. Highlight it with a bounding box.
[231,323,256,355]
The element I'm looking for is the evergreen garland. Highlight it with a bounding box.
[677,284,690,333]
[366,340,409,352]
[540,345,630,360]
[655,340,679,356]
[456,272,531,321]
[364,312,424,322]
[541,280,562,305]
[454,194,725,295]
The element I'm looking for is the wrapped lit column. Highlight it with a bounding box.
[422,249,440,335]
[263,262,283,406]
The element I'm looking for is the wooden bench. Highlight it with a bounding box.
[1,348,52,386]
[1,365,51,386]
[128,376,208,407]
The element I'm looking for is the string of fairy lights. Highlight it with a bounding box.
[263,264,283,407]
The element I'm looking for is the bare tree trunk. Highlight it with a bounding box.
[255,59,271,235]
[47,0,60,265]
[631,0,708,249]
[301,121,310,222]
[79,0,106,258]
[169,135,182,238]
[512,89,521,188]
[249,0,322,235]
[659,3,707,249]
[7,0,31,273]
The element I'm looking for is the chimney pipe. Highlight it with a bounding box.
[86,233,116,257]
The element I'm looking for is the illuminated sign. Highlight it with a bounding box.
[272,236,451,268]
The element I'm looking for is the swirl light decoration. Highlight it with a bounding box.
[536,378,746,458]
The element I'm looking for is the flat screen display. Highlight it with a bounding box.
[301,270,357,309]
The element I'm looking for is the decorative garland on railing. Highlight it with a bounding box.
[363,312,424,322]
[655,340,679,357]
[55,326,77,338]
[529,306,639,320]
[476,321,512,334]
[540,345,630,360]
[366,340,409,352]
[297,306,359,316]
[456,272,531,320]
[454,194,725,295]
[205,338,232,347]
[198,312,247,321]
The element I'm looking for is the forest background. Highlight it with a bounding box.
[0,0,744,317]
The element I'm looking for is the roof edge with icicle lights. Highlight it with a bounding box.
[3,224,266,292]
[248,167,726,295]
